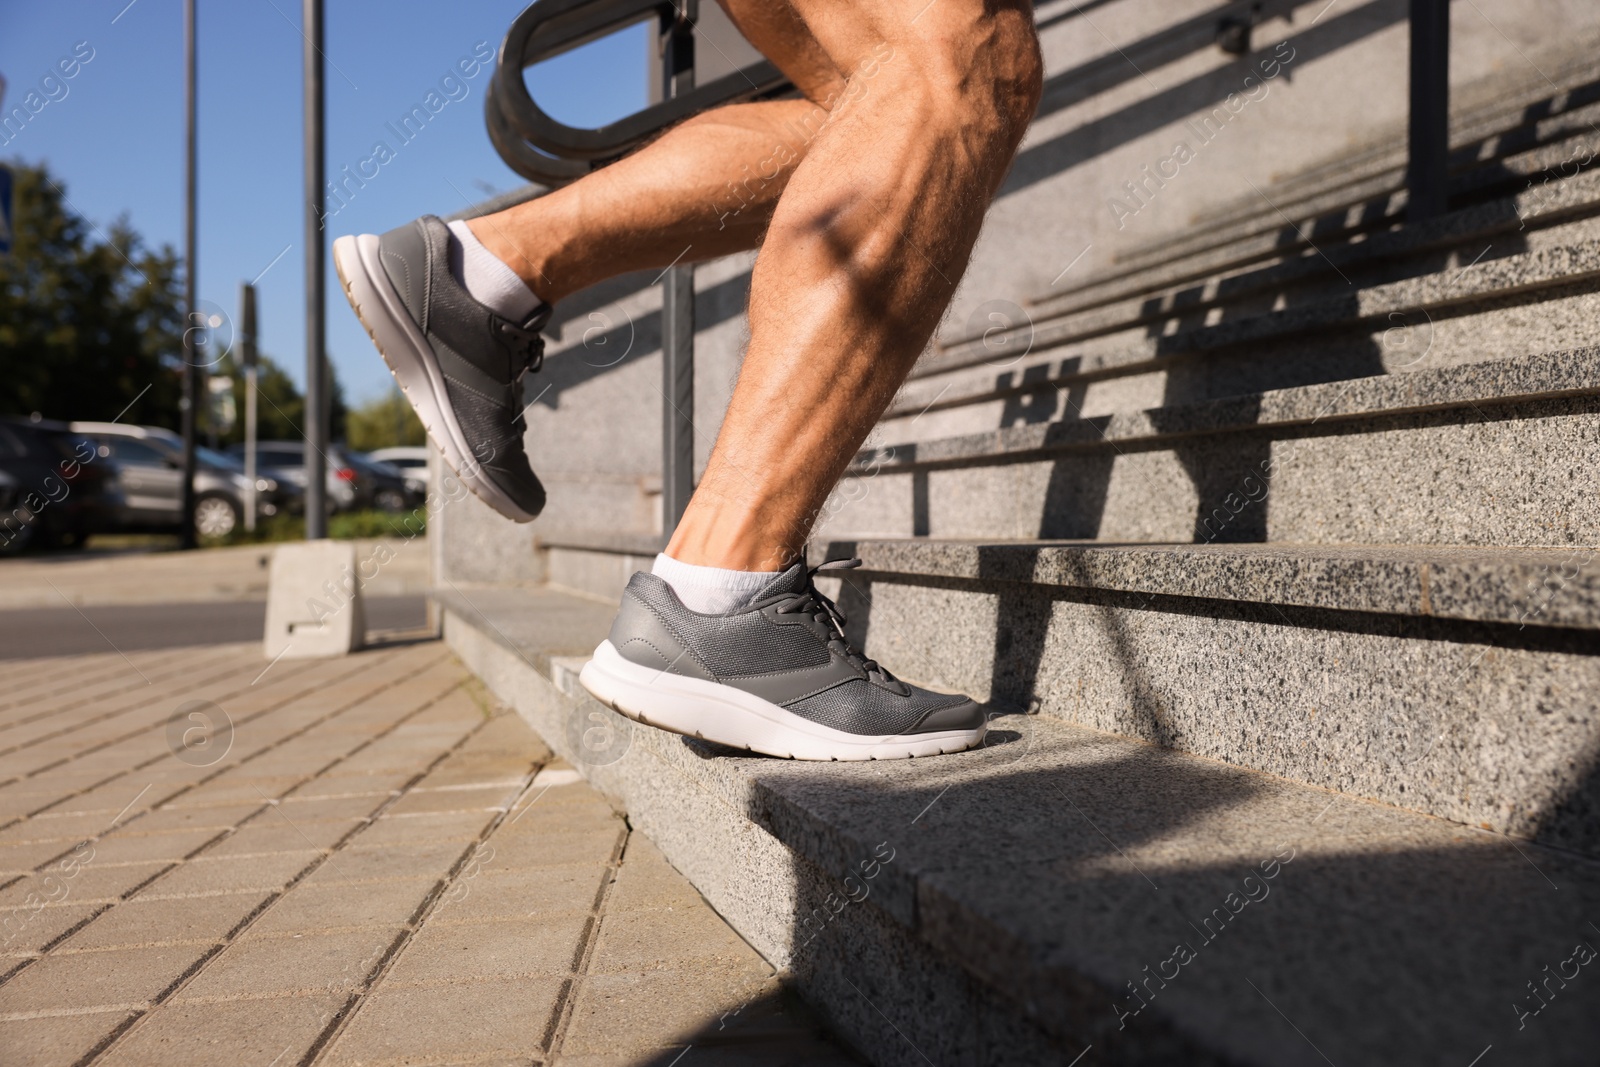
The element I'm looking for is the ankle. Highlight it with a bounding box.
[466,216,563,305]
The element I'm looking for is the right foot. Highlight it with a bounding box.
[333,215,551,521]
[578,559,989,760]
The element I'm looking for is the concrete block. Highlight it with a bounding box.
[98,993,347,1067]
[322,977,565,1065]
[0,1012,137,1067]
[263,540,366,660]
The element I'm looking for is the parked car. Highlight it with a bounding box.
[233,441,416,511]
[346,451,423,511]
[367,446,430,491]
[0,416,124,551]
[72,423,298,539]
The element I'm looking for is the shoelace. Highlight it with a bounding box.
[774,558,911,696]
[499,317,548,377]
[500,307,553,422]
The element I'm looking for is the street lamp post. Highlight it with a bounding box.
[179,0,200,549]
[303,0,328,538]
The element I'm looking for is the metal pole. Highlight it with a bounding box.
[660,5,695,535]
[240,282,259,532]
[1407,0,1450,221]
[303,0,328,538]
[179,0,199,549]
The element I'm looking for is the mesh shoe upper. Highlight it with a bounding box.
[608,560,982,737]
[376,215,550,518]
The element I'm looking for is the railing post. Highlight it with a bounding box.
[1407,0,1450,221]
[660,3,696,535]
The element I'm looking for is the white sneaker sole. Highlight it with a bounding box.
[332,232,537,523]
[578,640,986,761]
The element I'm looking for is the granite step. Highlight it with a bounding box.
[435,582,1600,1067]
[1103,55,1600,277]
[919,207,1600,388]
[1100,92,1600,287]
[826,346,1600,546]
[804,536,1600,854]
[1175,42,1600,228]
[967,93,1600,353]
[997,164,1600,365]
[899,199,1600,423]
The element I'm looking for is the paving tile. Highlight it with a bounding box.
[480,829,626,872]
[301,841,469,887]
[0,943,213,1012]
[203,815,365,856]
[0,1010,134,1067]
[0,861,171,909]
[246,878,440,936]
[355,811,496,847]
[605,837,705,914]
[97,992,347,1066]
[587,906,761,974]
[286,769,412,799]
[174,925,406,999]
[277,794,395,823]
[494,795,622,839]
[60,891,271,950]
[384,914,592,984]
[0,840,79,874]
[0,812,133,846]
[385,784,523,816]
[323,977,565,1065]
[153,775,308,809]
[559,966,779,1056]
[125,803,268,835]
[68,828,223,866]
[141,850,321,896]
[429,865,609,925]
[0,903,103,956]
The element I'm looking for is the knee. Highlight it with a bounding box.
[900,7,1042,151]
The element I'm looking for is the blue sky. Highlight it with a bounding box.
[0,0,648,405]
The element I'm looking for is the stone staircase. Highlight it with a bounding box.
[432,47,1600,1067]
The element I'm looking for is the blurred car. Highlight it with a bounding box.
[72,423,298,539]
[233,438,416,511]
[367,446,430,491]
[0,416,124,551]
[346,451,423,512]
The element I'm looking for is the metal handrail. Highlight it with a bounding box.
[486,0,790,186]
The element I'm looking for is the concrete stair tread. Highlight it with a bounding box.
[810,538,1600,631]
[1091,51,1600,284]
[436,586,1600,1066]
[871,345,1600,468]
[1001,166,1600,360]
[923,225,1600,386]
[1101,105,1600,287]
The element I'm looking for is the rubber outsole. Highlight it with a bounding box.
[332,232,538,523]
[578,640,987,761]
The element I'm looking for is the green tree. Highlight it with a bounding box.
[345,387,424,451]
[0,161,185,425]
[207,352,348,447]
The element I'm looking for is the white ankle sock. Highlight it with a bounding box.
[446,218,541,322]
[651,553,778,614]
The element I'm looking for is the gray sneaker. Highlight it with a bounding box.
[578,559,988,760]
[333,215,550,521]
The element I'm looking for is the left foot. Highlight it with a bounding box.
[579,559,988,760]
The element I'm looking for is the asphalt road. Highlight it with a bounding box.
[0,595,429,660]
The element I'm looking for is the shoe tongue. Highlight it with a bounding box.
[751,562,809,602]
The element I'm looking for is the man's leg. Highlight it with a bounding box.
[332,1,848,521]
[667,0,1043,570]
[580,0,1042,760]
[467,0,846,305]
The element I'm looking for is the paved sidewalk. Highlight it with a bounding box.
[0,640,858,1066]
